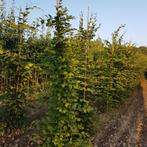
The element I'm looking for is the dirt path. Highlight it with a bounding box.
[140,80,147,146]
[94,82,145,147]
[141,81,147,116]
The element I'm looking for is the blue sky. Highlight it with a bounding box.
[5,0,147,46]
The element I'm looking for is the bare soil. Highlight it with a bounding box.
[94,80,147,147]
[140,80,147,147]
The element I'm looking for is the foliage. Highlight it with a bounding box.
[0,3,35,132]
[0,0,146,146]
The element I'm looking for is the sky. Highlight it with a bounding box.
[5,0,147,46]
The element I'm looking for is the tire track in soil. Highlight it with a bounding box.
[94,82,145,147]
[140,80,147,147]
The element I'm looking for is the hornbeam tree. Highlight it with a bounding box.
[0,6,35,132]
[40,0,94,146]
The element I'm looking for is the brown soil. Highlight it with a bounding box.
[140,80,147,147]
[94,80,147,147]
